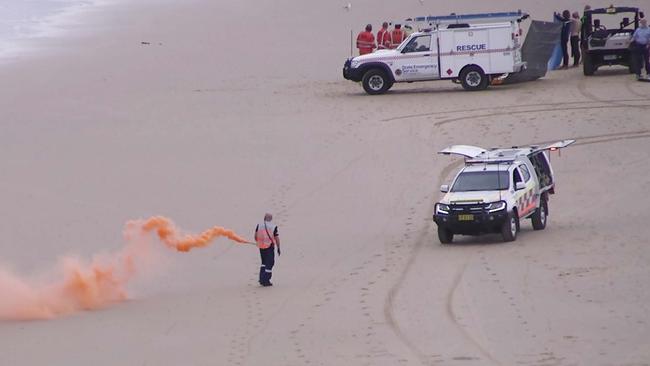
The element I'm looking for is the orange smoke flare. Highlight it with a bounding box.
[131,216,254,252]
[0,217,252,320]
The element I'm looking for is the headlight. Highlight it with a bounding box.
[351,59,360,68]
[486,201,506,213]
[436,203,450,215]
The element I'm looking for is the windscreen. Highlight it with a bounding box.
[451,171,510,192]
[591,12,636,31]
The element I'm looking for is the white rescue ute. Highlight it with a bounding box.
[343,11,528,93]
[433,140,575,243]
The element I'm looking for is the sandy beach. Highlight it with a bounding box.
[1,0,649,365]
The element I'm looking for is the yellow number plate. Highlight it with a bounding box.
[458,214,474,221]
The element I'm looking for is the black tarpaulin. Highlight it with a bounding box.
[497,20,562,84]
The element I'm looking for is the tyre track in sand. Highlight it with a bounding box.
[429,103,649,129]
[623,79,649,98]
[382,158,504,366]
[381,98,649,124]
[382,127,650,365]
[577,76,650,106]
[534,129,650,147]
[381,90,650,365]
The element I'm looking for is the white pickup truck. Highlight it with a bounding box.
[432,141,574,243]
[343,11,529,93]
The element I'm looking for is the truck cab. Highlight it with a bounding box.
[433,141,574,243]
[343,11,528,94]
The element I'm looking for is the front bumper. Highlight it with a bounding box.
[586,49,631,67]
[343,59,363,81]
[433,210,508,235]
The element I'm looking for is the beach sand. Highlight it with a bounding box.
[1,0,649,365]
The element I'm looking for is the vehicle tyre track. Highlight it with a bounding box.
[623,79,648,98]
[381,98,649,123]
[383,158,485,366]
[446,260,503,366]
[429,104,650,129]
[384,98,650,365]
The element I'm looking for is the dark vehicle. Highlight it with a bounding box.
[582,5,642,75]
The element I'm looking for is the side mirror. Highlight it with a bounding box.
[622,17,630,27]
[440,184,449,193]
[515,182,526,191]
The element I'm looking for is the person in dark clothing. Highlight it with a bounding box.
[580,5,592,50]
[555,10,572,69]
[570,12,581,66]
[631,18,650,78]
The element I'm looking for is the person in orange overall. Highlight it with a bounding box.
[255,213,281,287]
[390,24,406,49]
[377,22,392,50]
[356,24,376,55]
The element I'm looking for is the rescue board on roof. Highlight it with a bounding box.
[432,140,574,244]
[343,10,533,94]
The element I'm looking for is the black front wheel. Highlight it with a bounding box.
[438,227,454,244]
[583,54,596,76]
[459,66,489,91]
[501,212,518,242]
[361,69,392,95]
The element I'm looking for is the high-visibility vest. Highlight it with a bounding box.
[256,222,277,249]
[390,29,406,48]
[356,31,376,55]
[377,28,391,49]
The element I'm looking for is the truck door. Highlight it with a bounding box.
[515,163,537,217]
[438,144,487,158]
[529,140,575,193]
[392,34,440,81]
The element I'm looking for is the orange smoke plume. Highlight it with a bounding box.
[132,216,253,252]
[0,217,251,321]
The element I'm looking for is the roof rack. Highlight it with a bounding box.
[402,10,529,28]
[466,158,517,165]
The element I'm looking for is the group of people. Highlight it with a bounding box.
[555,5,650,78]
[554,9,585,69]
[356,22,414,55]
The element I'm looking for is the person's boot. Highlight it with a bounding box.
[259,266,265,285]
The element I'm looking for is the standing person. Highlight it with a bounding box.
[377,22,391,50]
[580,5,592,50]
[390,24,406,49]
[570,12,582,66]
[555,10,571,69]
[631,18,650,78]
[255,213,281,287]
[356,24,376,55]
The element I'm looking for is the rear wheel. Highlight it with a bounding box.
[583,53,595,76]
[438,227,454,244]
[501,211,518,242]
[459,66,489,91]
[362,69,392,95]
[531,199,548,230]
